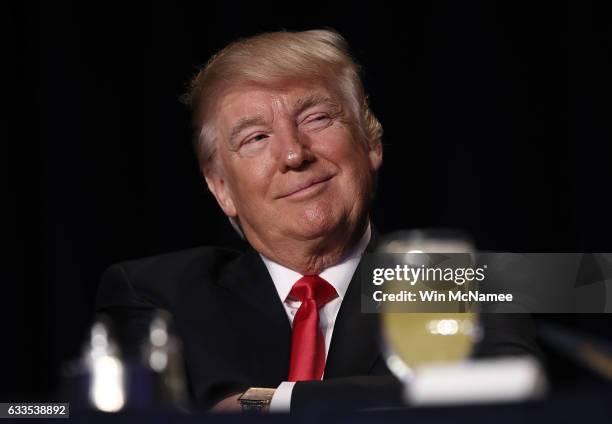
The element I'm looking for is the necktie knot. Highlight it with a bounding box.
[289,275,337,308]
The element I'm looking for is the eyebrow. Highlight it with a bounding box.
[293,94,340,116]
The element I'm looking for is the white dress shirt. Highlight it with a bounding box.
[259,224,371,412]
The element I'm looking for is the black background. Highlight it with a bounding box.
[3,1,611,400]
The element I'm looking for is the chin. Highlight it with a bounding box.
[293,202,344,240]
[292,223,334,241]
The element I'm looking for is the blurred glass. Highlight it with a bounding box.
[141,310,189,409]
[86,318,126,412]
[378,229,481,381]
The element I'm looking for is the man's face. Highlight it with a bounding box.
[205,81,382,249]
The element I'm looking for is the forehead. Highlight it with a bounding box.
[216,81,336,125]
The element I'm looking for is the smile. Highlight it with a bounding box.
[278,175,334,199]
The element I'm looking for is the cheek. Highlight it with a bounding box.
[312,126,358,159]
[317,133,372,182]
[224,158,274,204]
[331,144,375,199]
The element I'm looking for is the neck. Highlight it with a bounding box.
[247,218,369,275]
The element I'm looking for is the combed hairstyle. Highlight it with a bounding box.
[181,29,383,175]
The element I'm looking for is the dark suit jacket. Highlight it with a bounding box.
[95,245,541,412]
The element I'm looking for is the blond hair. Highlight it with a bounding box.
[182,29,383,174]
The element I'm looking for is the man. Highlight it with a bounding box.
[96,29,539,413]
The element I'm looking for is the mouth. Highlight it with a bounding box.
[277,175,334,199]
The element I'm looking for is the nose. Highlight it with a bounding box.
[275,124,314,172]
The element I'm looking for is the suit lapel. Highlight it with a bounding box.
[324,232,383,378]
[216,247,292,383]
[217,247,290,329]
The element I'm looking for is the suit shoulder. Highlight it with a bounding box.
[98,246,243,310]
[117,246,242,276]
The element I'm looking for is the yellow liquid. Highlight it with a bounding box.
[383,313,478,370]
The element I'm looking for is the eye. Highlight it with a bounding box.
[301,113,332,130]
[243,133,269,146]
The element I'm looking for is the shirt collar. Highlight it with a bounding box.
[260,223,371,303]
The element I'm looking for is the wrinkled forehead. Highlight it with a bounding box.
[213,79,343,133]
[206,76,344,122]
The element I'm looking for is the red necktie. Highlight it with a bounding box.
[287,275,338,381]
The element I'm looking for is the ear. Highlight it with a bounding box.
[204,168,238,218]
[367,138,383,172]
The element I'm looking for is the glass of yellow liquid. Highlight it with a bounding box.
[378,229,481,380]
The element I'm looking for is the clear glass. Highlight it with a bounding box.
[377,229,481,380]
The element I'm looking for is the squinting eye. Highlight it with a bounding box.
[302,113,332,129]
[243,133,269,145]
